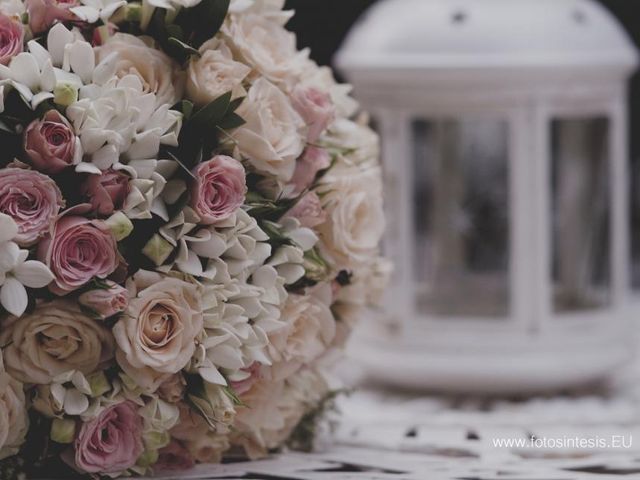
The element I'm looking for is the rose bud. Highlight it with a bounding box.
[24,110,78,174]
[289,146,331,196]
[190,155,247,224]
[0,168,64,247]
[0,14,24,66]
[25,0,77,35]
[81,170,131,217]
[291,86,336,143]
[78,281,129,319]
[283,191,327,229]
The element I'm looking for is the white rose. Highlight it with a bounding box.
[0,301,115,384]
[97,33,183,107]
[267,284,335,381]
[235,78,306,182]
[229,0,284,14]
[186,39,251,106]
[326,117,380,167]
[0,367,29,460]
[317,164,385,270]
[299,62,360,118]
[113,271,204,392]
[222,8,308,87]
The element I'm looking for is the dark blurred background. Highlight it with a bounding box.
[284,0,640,286]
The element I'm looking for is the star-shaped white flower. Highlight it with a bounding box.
[0,214,55,317]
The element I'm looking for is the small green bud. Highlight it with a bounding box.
[136,449,159,469]
[142,234,174,267]
[144,430,170,451]
[125,2,143,22]
[51,418,76,444]
[105,211,134,241]
[87,371,110,398]
[53,83,78,107]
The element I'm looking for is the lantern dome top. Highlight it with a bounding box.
[336,0,638,74]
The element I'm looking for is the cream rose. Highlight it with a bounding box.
[113,272,204,392]
[267,284,335,381]
[0,301,115,385]
[0,366,29,460]
[326,117,380,167]
[97,34,183,107]
[186,39,250,106]
[317,164,385,270]
[235,78,306,182]
[171,403,231,463]
[222,8,307,87]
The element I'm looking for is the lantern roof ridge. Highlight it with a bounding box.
[336,0,638,74]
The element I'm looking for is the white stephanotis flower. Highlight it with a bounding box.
[158,208,272,283]
[70,0,127,24]
[0,24,90,111]
[67,74,182,175]
[0,214,54,317]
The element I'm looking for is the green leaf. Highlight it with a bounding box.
[217,112,246,130]
[167,37,201,59]
[189,91,232,131]
[183,0,231,47]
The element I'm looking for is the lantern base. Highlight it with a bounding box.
[348,316,636,394]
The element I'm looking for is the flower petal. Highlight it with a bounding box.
[0,277,28,317]
[12,260,55,288]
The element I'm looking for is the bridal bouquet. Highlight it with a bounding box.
[0,0,387,476]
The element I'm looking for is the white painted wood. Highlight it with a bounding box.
[336,0,639,392]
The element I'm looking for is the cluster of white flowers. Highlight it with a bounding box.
[0,0,387,475]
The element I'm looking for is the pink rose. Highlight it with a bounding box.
[190,155,247,224]
[24,110,77,174]
[38,215,121,296]
[283,191,327,229]
[72,401,143,474]
[155,440,195,473]
[289,147,331,196]
[291,86,335,143]
[0,168,64,247]
[80,170,131,217]
[78,281,128,319]
[0,14,24,66]
[25,0,77,35]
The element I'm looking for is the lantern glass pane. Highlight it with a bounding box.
[412,118,510,318]
[551,117,610,313]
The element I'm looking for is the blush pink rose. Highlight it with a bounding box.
[72,401,143,474]
[80,170,131,217]
[289,147,331,196]
[0,168,64,247]
[155,440,195,473]
[78,281,128,319]
[24,110,77,174]
[190,155,247,224]
[283,191,327,229]
[0,14,24,66]
[38,215,121,296]
[228,362,262,396]
[291,86,335,143]
[25,0,77,35]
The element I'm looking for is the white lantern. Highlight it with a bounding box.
[336,0,639,392]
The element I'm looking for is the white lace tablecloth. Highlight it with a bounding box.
[148,357,640,480]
